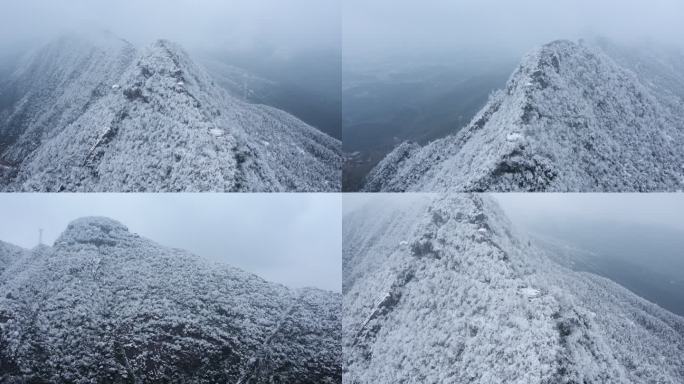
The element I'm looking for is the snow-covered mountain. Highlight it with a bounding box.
[0,241,26,276]
[343,194,684,383]
[363,40,684,192]
[0,217,341,383]
[0,33,341,191]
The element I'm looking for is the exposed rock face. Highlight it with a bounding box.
[0,217,341,383]
[343,194,684,383]
[364,40,684,192]
[0,34,341,192]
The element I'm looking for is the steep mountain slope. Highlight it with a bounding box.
[341,57,516,191]
[0,33,136,167]
[343,194,684,383]
[0,240,26,276]
[0,217,341,383]
[364,40,684,192]
[0,35,341,191]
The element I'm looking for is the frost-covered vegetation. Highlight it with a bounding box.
[343,194,684,383]
[0,217,341,383]
[0,33,342,192]
[0,241,26,276]
[364,39,684,192]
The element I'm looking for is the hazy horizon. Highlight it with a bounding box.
[0,0,339,54]
[344,0,684,65]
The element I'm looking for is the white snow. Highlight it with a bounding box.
[0,35,342,192]
[343,194,684,383]
[520,287,541,298]
[0,216,341,382]
[364,39,684,192]
[209,128,224,137]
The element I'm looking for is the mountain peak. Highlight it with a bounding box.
[536,39,577,70]
[541,39,577,50]
[0,217,342,382]
[365,37,684,192]
[1,32,341,192]
[136,39,192,80]
[344,194,684,383]
[151,38,178,50]
[147,39,188,59]
[55,216,134,247]
[508,39,582,94]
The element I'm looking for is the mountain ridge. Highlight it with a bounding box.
[0,34,341,192]
[363,39,684,192]
[0,216,341,383]
[343,194,684,383]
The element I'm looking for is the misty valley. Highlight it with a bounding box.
[342,54,516,190]
[524,220,684,317]
[200,48,341,140]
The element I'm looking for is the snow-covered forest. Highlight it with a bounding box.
[363,39,684,192]
[0,33,342,192]
[0,217,342,382]
[343,194,684,383]
[3,1,684,383]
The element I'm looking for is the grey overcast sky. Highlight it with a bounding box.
[344,0,684,61]
[0,0,340,53]
[343,193,430,216]
[492,193,684,233]
[0,194,341,292]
